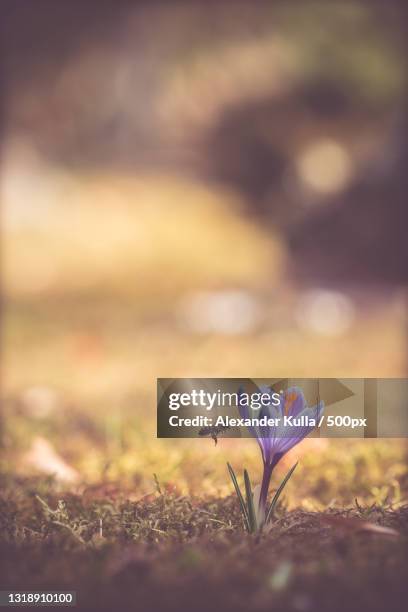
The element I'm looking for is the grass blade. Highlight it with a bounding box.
[244,469,257,533]
[227,462,250,532]
[265,462,298,525]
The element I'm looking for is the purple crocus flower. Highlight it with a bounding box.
[238,385,324,525]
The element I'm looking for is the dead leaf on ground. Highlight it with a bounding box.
[321,514,399,537]
[23,436,80,484]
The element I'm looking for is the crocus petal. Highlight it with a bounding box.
[238,385,324,466]
[272,400,324,457]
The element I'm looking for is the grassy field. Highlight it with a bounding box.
[1,172,408,610]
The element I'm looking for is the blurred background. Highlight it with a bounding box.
[1,0,407,502]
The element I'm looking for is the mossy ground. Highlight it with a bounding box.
[2,176,408,610]
[1,443,407,612]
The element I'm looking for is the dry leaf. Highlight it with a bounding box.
[24,436,79,483]
[321,514,399,537]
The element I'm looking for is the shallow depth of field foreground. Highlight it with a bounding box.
[1,2,408,611]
